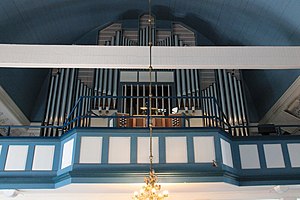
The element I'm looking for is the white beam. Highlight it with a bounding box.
[0,44,300,69]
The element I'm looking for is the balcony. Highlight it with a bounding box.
[1,127,300,189]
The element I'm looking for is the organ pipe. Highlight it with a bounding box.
[155,85,158,112]
[94,69,99,91]
[113,69,118,108]
[195,69,200,108]
[228,73,237,127]
[43,75,55,136]
[73,79,81,123]
[186,69,191,109]
[174,35,179,46]
[66,69,76,117]
[102,69,108,108]
[116,31,121,45]
[161,85,164,111]
[107,69,113,109]
[191,69,196,108]
[59,68,70,126]
[217,70,226,116]
[176,69,182,108]
[48,74,59,136]
[168,85,171,115]
[98,69,103,107]
[124,84,127,113]
[137,85,140,115]
[54,69,65,127]
[78,82,84,123]
[130,84,133,115]
[238,81,248,136]
[223,70,232,124]
[209,85,215,127]
[213,83,220,126]
[233,76,242,136]
[181,69,187,109]
[44,75,55,125]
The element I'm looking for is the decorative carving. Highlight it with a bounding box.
[286,99,300,119]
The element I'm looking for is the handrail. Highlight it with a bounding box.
[0,95,256,137]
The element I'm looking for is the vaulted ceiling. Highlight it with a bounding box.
[0,0,300,123]
[0,0,300,45]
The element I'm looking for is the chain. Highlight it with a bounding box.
[148,0,153,171]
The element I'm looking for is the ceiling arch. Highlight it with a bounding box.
[0,0,299,45]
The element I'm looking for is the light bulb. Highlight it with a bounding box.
[140,189,144,194]
[151,188,156,193]
[163,190,169,197]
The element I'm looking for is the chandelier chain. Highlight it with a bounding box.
[132,0,169,199]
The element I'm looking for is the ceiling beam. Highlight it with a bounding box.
[0,44,300,69]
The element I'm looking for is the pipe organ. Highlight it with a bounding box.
[42,14,248,136]
[43,68,94,136]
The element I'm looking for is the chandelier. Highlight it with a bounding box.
[132,0,169,199]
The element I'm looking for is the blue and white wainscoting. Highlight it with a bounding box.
[1,128,300,189]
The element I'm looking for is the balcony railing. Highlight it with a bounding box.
[0,96,299,137]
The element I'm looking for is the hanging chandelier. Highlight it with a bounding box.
[132,0,169,199]
[133,169,168,200]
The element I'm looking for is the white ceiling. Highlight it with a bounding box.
[1,182,299,200]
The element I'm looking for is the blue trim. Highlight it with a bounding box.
[231,141,241,170]
[187,136,194,163]
[25,144,35,170]
[74,135,81,164]
[159,136,166,164]
[257,143,267,169]
[101,136,109,164]
[214,135,223,167]
[130,136,137,164]
[281,142,292,169]
[0,144,8,170]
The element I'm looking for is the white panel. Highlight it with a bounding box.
[1,45,300,69]
[287,143,300,167]
[0,145,2,155]
[139,71,155,82]
[137,137,159,163]
[120,71,137,82]
[220,139,233,168]
[32,145,55,170]
[5,145,28,171]
[109,137,131,163]
[193,136,215,163]
[239,145,260,169]
[79,137,102,164]
[157,72,174,82]
[61,138,74,169]
[264,144,285,168]
[166,137,187,163]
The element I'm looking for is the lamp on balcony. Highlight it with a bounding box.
[132,0,169,199]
